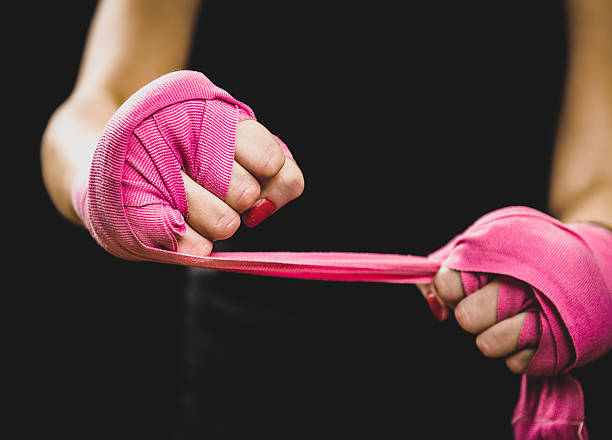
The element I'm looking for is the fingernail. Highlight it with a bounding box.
[242,199,276,227]
[426,294,447,322]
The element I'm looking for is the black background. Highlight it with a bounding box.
[8,0,611,438]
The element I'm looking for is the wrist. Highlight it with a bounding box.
[41,93,119,226]
[551,184,612,230]
[41,121,83,225]
[568,222,612,290]
[581,221,612,234]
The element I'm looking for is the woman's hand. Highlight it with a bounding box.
[418,270,536,374]
[179,118,304,255]
[416,206,612,379]
[65,71,303,261]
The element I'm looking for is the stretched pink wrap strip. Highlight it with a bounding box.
[72,71,612,439]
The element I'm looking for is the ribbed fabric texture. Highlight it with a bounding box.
[73,70,257,260]
[72,70,612,439]
[430,210,612,440]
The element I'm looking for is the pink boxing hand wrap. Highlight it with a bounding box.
[73,70,291,261]
[430,208,612,439]
[73,71,612,438]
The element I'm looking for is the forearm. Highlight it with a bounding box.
[41,93,120,225]
[40,0,201,225]
[549,0,612,228]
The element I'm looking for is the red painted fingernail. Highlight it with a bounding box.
[426,294,447,322]
[242,199,276,227]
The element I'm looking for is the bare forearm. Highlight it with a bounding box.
[73,0,201,103]
[40,0,201,225]
[549,0,612,228]
[41,93,119,224]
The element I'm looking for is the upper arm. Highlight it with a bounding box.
[72,0,202,103]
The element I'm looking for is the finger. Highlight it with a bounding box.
[505,348,536,374]
[433,266,466,309]
[176,223,213,256]
[182,170,240,241]
[416,283,449,322]
[475,312,528,358]
[258,157,305,210]
[235,119,286,182]
[242,158,305,228]
[454,279,500,333]
[224,161,261,213]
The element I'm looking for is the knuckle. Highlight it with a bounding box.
[506,357,527,374]
[198,240,214,256]
[177,233,213,257]
[279,163,305,200]
[211,210,240,240]
[434,267,464,304]
[475,333,496,357]
[454,303,477,333]
[235,180,260,211]
[192,239,214,257]
[259,141,285,177]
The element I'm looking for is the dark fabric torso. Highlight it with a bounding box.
[176,2,573,438]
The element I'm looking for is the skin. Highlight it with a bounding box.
[40,0,305,257]
[418,0,612,374]
[41,0,611,376]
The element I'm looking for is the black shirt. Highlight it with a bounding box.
[176,1,574,439]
